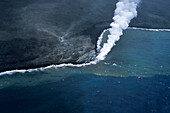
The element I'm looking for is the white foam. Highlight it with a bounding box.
[128,27,170,32]
[112,63,117,66]
[96,29,108,52]
[0,61,98,76]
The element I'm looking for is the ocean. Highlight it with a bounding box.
[0,28,170,113]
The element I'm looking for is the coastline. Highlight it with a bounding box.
[1,26,170,76]
[1,0,170,74]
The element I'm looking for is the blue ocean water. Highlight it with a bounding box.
[0,29,170,113]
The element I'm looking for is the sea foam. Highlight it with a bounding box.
[128,27,170,32]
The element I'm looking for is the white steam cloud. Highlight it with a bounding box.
[96,0,140,61]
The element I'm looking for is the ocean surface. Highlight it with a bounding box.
[0,28,170,113]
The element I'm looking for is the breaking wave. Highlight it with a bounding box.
[128,27,170,32]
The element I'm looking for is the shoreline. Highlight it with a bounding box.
[1,27,170,76]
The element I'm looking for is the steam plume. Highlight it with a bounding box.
[96,0,140,61]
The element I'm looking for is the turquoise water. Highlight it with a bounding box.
[84,29,170,77]
[0,29,170,113]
